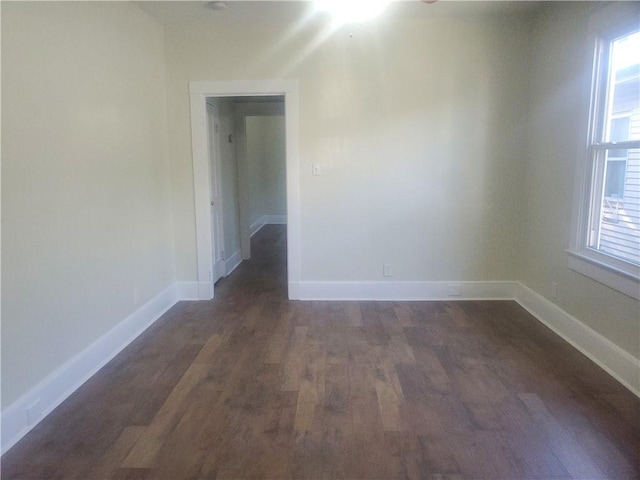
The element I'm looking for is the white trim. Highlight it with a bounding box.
[250,217,266,237]
[265,214,287,225]
[189,80,300,300]
[206,102,226,286]
[225,250,242,276]
[288,281,301,301]
[235,104,250,259]
[198,281,213,300]
[189,93,214,300]
[1,284,180,455]
[175,281,203,301]
[515,282,640,397]
[297,280,518,301]
[250,215,288,237]
[567,250,640,300]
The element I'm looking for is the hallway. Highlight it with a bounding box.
[2,225,639,479]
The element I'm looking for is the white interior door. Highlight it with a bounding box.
[207,102,225,283]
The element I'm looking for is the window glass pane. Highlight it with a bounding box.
[593,147,640,265]
[609,116,630,157]
[604,159,626,198]
[610,116,630,142]
[606,31,640,142]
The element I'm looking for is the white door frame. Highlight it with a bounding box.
[205,101,225,283]
[189,80,301,300]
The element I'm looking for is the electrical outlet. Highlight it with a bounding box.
[383,264,393,277]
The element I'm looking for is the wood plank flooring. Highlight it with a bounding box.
[2,225,639,479]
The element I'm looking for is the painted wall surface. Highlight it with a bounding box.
[1,2,175,406]
[164,13,531,283]
[521,2,640,358]
[3,0,637,418]
[246,115,286,225]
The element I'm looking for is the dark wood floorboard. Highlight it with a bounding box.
[2,224,639,479]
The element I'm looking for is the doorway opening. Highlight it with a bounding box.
[205,96,286,286]
[189,80,300,300]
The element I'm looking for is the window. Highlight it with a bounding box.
[569,23,640,298]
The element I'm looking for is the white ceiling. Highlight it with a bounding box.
[135,1,543,28]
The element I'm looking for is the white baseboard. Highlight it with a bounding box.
[175,281,201,301]
[250,215,287,237]
[1,283,181,455]
[225,250,242,276]
[514,282,640,397]
[2,278,637,457]
[288,281,301,301]
[297,280,518,301]
[264,214,287,225]
[198,281,214,300]
[249,218,264,237]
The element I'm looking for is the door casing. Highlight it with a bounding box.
[189,80,300,300]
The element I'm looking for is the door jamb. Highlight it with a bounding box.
[205,101,225,283]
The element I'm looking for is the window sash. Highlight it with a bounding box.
[591,140,640,150]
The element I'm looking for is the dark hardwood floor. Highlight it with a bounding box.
[2,224,639,479]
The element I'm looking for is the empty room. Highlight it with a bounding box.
[1,0,639,479]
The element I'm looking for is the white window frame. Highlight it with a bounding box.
[568,7,640,300]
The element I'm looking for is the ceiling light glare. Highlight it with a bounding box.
[315,0,390,25]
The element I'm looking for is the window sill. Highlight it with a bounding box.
[567,250,640,300]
